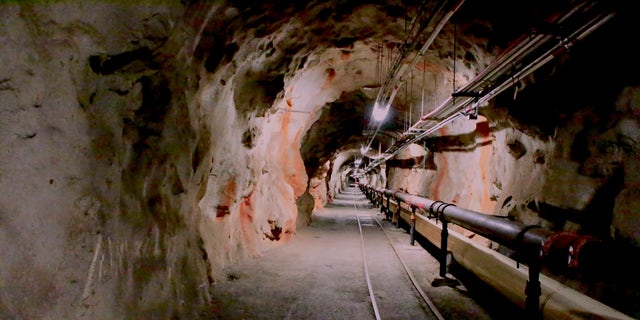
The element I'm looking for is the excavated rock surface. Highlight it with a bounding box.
[0,0,639,318]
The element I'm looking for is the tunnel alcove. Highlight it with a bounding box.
[0,0,639,319]
[301,90,370,178]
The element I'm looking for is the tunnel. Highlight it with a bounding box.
[0,0,639,319]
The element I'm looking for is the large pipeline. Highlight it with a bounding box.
[391,191,555,251]
[359,184,634,320]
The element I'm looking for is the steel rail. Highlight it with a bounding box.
[350,187,444,320]
[352,191,382,320]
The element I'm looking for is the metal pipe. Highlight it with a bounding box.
[387,188,554,251]
[360,188,631,320]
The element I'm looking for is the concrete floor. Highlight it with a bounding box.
[210,188,525,319]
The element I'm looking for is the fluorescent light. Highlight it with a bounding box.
[372,101,390,122]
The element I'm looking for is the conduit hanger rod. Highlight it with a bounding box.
[360,0,616,176]
[361,0,465,171]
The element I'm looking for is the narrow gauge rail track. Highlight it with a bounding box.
[346,187,445,320]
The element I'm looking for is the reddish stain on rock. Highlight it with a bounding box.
[239,194,257,254]
[327,68,336,80]
[281,104,291,133]
[216,179,237,219]
[275,89,308,199]
[281,144,307,198]
[451,193,460,204]
[281,218,296,241]
[478,136,495,213]
[277,111,307,198]
[415,61,441,72]
[239,195,254,223]
[265,220,282,241]
[239,195,254,239]
[473,116,495,212]
[431,127,448,199]
[216,205,230,218]
[321,68,336,90]
[476,118,490,137]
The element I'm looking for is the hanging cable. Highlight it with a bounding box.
[433,72,437,111]
[376,42,381,85]
[410,68,413,125]
[452,22,457,106]
[362,0,466,175]
[404,65,408,114]
[422,54,426,117]
[361,1,615,176]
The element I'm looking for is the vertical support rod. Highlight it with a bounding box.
[385,196,391,220]
[439,220,449,278]
[395,199,402,228]
[525,257,542,320]
[422,141,427,169]
[410,207,417,246]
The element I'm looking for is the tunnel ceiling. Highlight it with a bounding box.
[192,0,592,173]
[190,0,616,177]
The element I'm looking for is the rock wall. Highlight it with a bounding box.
[0,2,218,318]
[309,160,330,210]
[0,1,416,318]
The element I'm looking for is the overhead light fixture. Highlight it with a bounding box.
[371,101,390,122]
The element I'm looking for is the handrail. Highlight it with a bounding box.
[357,183,633,320]
[392,190,555,251]
[365,185,555,252]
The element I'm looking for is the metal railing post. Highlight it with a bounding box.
[395,199,402,228]
[410,207,417,246]
[525,256,542,320]
[439,219,449,278]
[385,195,391,220]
